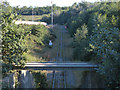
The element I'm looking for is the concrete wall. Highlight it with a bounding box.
[15,21,47,26]
[18,70,35,88]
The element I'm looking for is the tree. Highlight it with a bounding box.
[72,2,77,9]
[90,27,120,88]
[1,2,28,73]
[73,24,89,61]
[74,24,88,43]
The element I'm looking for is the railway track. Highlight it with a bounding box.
[52,26,66,89]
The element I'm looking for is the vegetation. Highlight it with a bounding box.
[65,1,120,88]
[73,24,90,61]
[15,5,68,15]
[1,2,29,74]
[1,1,120,88]
[31,71,48,88]
[20,15,43,21]
[1,2,55,75]
[24,24,55,62]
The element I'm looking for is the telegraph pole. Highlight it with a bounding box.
[32,8,34,22]
[51,1,53,25]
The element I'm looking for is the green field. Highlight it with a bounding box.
[20,14,50,21]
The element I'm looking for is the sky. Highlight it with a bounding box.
[3,0,98,7]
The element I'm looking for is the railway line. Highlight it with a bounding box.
[52,26,66,89]
[14,25,99,88]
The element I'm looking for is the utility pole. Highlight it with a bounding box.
[32,8,34,22]
[51,1,53,25]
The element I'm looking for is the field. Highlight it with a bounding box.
[20,14,50,21]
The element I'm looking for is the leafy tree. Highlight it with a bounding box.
[30,25,50,46]
[74,24,88,43]
[32,71,48,88]
[1,2,28,73]
[89,5,120,87]
[66,1,120,88]
[73,24,89,61]
[72,2,77,9]
[90,27,120,88]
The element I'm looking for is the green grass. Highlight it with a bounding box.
[23,24,52,62]
[20,15,42,21]
[24,53,46,62]
[20,14,50,21]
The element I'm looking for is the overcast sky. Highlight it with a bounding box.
[3,0,99,7]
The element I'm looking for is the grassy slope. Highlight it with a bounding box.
[24,25,50,62]
[24,25,57,62]
[63,28,73,61]
[24,25,74,62]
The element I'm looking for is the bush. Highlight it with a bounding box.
[30,25,50,46]
[73,24,89,61]
[31,71,48,88]
[1,2,28,74]
[90,27,120,88]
